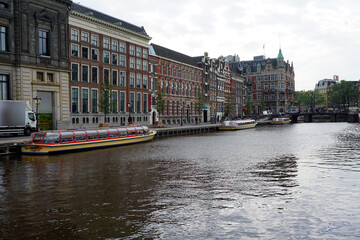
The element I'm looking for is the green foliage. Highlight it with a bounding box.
[331,80,358,108]
[99,77,113,117]
[224,93,233,116]
[245,95,253,115]
[196,93,205,116]
[260,99,266,111]
[154,89,165,120]
[295,90,325,109]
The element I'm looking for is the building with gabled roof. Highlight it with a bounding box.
[149,43,203,125]
[69,2,151,129]
[229,49,295,114]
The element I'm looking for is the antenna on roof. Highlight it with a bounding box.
[279,32,282,50]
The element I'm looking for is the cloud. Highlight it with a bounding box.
[80,0,360,90]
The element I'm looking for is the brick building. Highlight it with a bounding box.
[149,44,203,125]
[230,49,295,113]
[69,3,151,129]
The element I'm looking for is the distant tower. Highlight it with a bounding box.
[277,49,284,67]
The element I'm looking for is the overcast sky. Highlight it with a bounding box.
[79,0,360,90]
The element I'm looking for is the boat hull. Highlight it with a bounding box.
[21,131,156,155]
[219,123,257,131]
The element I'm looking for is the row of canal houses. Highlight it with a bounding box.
[0,0,295,130]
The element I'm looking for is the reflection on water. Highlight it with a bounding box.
[0,123,360,239]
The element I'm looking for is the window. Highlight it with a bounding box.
[103,52,110,64]
[257,93,261,100]
[136,93,141,113]
[150,77,155,91]
[103,38,110,49]
[104,69,110,84]
[71,44,79,57]
[256,84,261,90]
[82,88,89,113]
[270,74,275,81]
[0,74,9,100]
[280,74,284,80]
[71,88,79,113]
[129,45,135,55]
[136,59,141,70]
[166,101,169,115]
[264,75,268,81]
[120,92,125,113]
[39,30,49,55]
[130,73,135,88]
[91,35,98,46]
[143,75,148,89]
[71,64,78,81]
[136,74,141,88]
[271,82,275,89]
[112,70,118,86]
[257,64,261,73]
[47,73,54,82]
[172,101,175,115]
[112,53,118,65]
[120,72,126,87]
[264,95,268,100]
[37,72,44,81]
[120,42,126,53]
[280,82,285,89]
[143,49,148,59]
[256,76,261,82]
[112,40,118,51]
[264,84,268,90]
[112,91,118,113]
[136,47,141,57]
[82,65,89,83]
[130,92,135,113]
[143,60,148,71]
[81,32,89,42]
[0,26,7,51]
[91,67,98,84]
[130,58,135,69]
[143,93,148,113]
[120,55,126,67]
[91,89,98,113]
[81,47,88,59]
[91,49,98,61]
[176,101,179,115]
[0,3,9,8]
[71,29,79,42]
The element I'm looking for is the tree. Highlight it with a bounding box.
[98,75,113,123]
[260,99,266,111]
[196,92,205,123]
[331,80,358,108]
[245,95,253,115]
[154,88,165,122]
[224,93,233,117]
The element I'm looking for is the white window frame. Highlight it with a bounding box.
[71,86,79,113]
[91,88,98,113]
[120,71,126,87]
[81,46,89,59]
[91,66,99,84]
[112,69,118,86]
[112,40,118,51]
[81,64,89,83]
[71,63,79,82]
[71,29,79,42]
[81,32,89,42]
[91,34,98,46]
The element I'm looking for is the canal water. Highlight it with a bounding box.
[0,123,359,239]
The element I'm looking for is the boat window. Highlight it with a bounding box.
[142,126,149,134]
[99,133,108,139]
[108,129,119,138]
[75,135,87,142]
[135,127,144,134]
[33,135,45,143]
[87,134,98,140]
[119,131,127,137]
[61,136,74,143]
[43,133,61,144]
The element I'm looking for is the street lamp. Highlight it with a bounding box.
[128,102,133,125]
[33,96,41,131]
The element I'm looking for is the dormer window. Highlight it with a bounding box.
[257,63,261,73]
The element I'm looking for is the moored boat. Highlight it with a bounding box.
[21,126,156,155]
[219,119,257,131]
[271,117,291,124]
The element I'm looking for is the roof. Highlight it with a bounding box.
[150,43,199,67]
[278,49,284,59]
[71,3,150,37]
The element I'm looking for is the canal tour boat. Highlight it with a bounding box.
[219,119,257,131]
[271,117,291,124]
[21,126,156,155]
